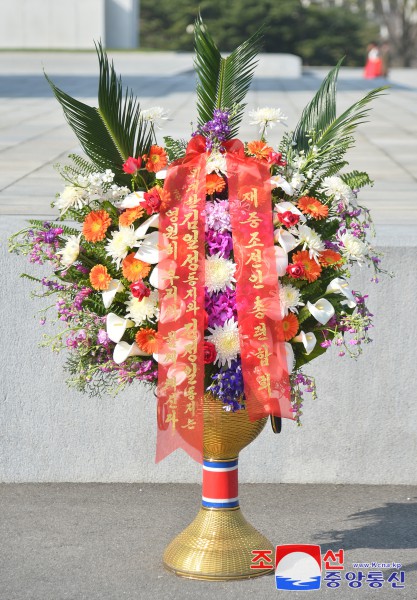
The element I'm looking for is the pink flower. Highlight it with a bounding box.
[122,157,142,175]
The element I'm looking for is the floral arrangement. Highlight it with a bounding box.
[9,20,387,427]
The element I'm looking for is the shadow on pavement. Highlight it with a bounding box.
[315,500,417,568]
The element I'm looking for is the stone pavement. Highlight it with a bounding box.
[0,51,416,244]
[1,483,416,600]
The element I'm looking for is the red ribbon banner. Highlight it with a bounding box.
[156,136,293,463]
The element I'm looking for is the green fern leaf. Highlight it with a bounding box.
[163,136,188,161]
[341,170,374,189]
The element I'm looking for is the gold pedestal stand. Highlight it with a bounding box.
[163,394,274,580]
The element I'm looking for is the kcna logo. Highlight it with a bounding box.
[275,544,322,590]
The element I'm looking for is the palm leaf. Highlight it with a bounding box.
[194,15,264,137]
[292,59,343,153]
[45,42,154,185]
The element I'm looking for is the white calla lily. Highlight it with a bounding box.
[270,174,294,196]
[278,229,299,254]
[113,341,150,365]
[307,298,335,325]
[102,279,124,309]
[293,331,317,355]
[121,191,145,209]
[284,342,295,373]
[149,259,177,290]
[106,313,135,343]
[134,230,161,264]
[134,213,159,237]
[326,277,357,308]
[274,246,288,276]
[133,214,163,264]
[155,169,167,179]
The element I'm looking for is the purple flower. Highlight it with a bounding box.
[194,109,231,151]
[208,358,245,411]
[97,329,110,345]
[206,229,233,258]
[205,287,237,327]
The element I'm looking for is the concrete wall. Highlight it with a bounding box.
[1,216,416,484]
[0,0,138,49]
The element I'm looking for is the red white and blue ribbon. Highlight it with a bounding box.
[202,458,239,509]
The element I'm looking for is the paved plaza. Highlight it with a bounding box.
[0,51,416,244]
[1,483,416,600]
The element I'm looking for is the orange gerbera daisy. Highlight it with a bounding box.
[319,249,344,267]
[122,252,151,282]
[247,140,274,160]
[89,264,111,290]
[297,196,329,220]
[119,205,144,227]
[82,210,111,242]
[135,327,159,354]
[143,145,168,173]
[281,313,299,341]
[206,173,226,195]
[291,250,322,282]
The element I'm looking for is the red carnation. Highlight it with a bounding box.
[286,262,305,279]
[123,156,142,175]
[203,341,217,364]
[278,210,300,227]
[130,280,151,300]
[143,186,162,215]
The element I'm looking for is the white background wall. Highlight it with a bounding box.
[0,0,138,49]
[1,216,416,484]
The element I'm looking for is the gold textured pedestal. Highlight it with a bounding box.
[163,394,274,580]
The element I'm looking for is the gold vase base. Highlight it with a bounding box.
[163,506,274,581]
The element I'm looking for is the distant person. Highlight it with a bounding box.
[380,41,391,78]
[364,42,383,79]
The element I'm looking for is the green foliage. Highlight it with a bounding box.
[194,15,264,136]
[163,136,188,161]
[288,64,387,181]
[292,60,342,154]
[57,154,97,184]
[45,43,154,186]
[341,170,374,190]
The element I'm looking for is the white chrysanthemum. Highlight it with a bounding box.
[249,107,287,131]
[207,319,240,367]
[279,284,304,316]
[105,226,138,268]
[141,106,168,128]
[55,186,87,214]
[320,176,356,206]
[296,224,325,261]
[125,290,159,326]
[57,235,80,268]
[338,232,368,265]
[205,255,236,293]
[206,150,227,175]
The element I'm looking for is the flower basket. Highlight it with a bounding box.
[9,16,388,581]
